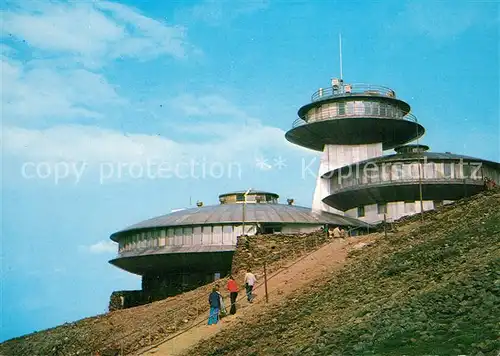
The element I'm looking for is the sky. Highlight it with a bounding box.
[1,0,499,342]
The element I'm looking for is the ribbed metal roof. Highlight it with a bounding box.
[111,203,369,240]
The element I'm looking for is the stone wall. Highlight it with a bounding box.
[231,231,332,275]
[109,230,359,311]
[142,271,228,302]
[108,290,145,311]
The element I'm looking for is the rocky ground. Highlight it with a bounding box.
[0,229,333,356]
[186,189,500,356]
[141,236,362,356]
[3,189,498,356]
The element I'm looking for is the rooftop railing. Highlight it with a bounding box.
[330,177,484,196]
[311,83,396,102]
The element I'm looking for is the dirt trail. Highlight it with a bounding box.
[139,236,375,356]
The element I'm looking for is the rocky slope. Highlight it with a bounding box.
[186,189,500,356]
[0,230,331,356]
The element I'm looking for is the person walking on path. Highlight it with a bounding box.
[215,284,227,317]
[207,285,221,325]
[227,276,239,314]
[244,269,257,303]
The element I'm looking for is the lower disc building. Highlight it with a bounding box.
[109,190,369,306]
[322,144,500,223]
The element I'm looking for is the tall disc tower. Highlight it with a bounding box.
[285,79,425,213]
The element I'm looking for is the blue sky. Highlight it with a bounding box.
[1,0,498,342]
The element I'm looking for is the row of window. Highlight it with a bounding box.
[355,200,444,217]
[305,100,405,122]
[330,161,483,192]
[118,225,243,253]
[220,194,278,204]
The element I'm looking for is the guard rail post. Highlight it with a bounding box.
[264,261,269,303]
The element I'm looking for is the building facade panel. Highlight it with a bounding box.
[345,199,437,223]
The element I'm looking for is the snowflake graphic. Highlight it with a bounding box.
[255,157,272,170]
[273,156,287,169]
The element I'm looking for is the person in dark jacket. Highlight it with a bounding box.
[208,285,221,325]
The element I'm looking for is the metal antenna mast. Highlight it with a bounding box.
[339,33,343,80]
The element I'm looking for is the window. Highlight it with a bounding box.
[338,102,346,116]
[159,229,166,247]
[404,201,415,213]
[424,162,435,178]
[434,163,444,178]
[222,225,233,244]
[236,194,245,202]
[329,103,338,117]
[167,228,174,246]
[357,206,365,217]
[386,105,395,118]
[263,226,282,234]
[183,227,193,245]
[212,226,223,244]
[392,163,403,180]
[365,164,380,183]
[354,101,364,115]
[379,104,387,117]
[174,227,183,245]
[402,164,412,180]
[202,226,212,245]
[381,163,391,181]
[377,203,387,214]
[193,226,202,245]
[462,163,471,179]
[346,102,354,115]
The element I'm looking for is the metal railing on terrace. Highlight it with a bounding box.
[292,111,418,129]
[330,177,484,195]
[311,83,396,102]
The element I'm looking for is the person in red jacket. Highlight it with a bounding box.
[227,275,239,315]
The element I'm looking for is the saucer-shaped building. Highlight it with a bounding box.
[285,78,500,223]
[321,144,500,223]
[109,190,368,300]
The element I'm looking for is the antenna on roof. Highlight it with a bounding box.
[339,33,343,80]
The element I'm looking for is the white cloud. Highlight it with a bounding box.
[1,54,123,124]
[2,120,300,165]
[2,0,193,66]
[1,1,311,182]
[83,241,116,254]
[2,45,308,171]
[95,1,192,60]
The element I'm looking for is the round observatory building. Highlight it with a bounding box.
[322,144,500,223]
[285,79,425,214]
[285,78,500,223]
[109,190,369,303]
